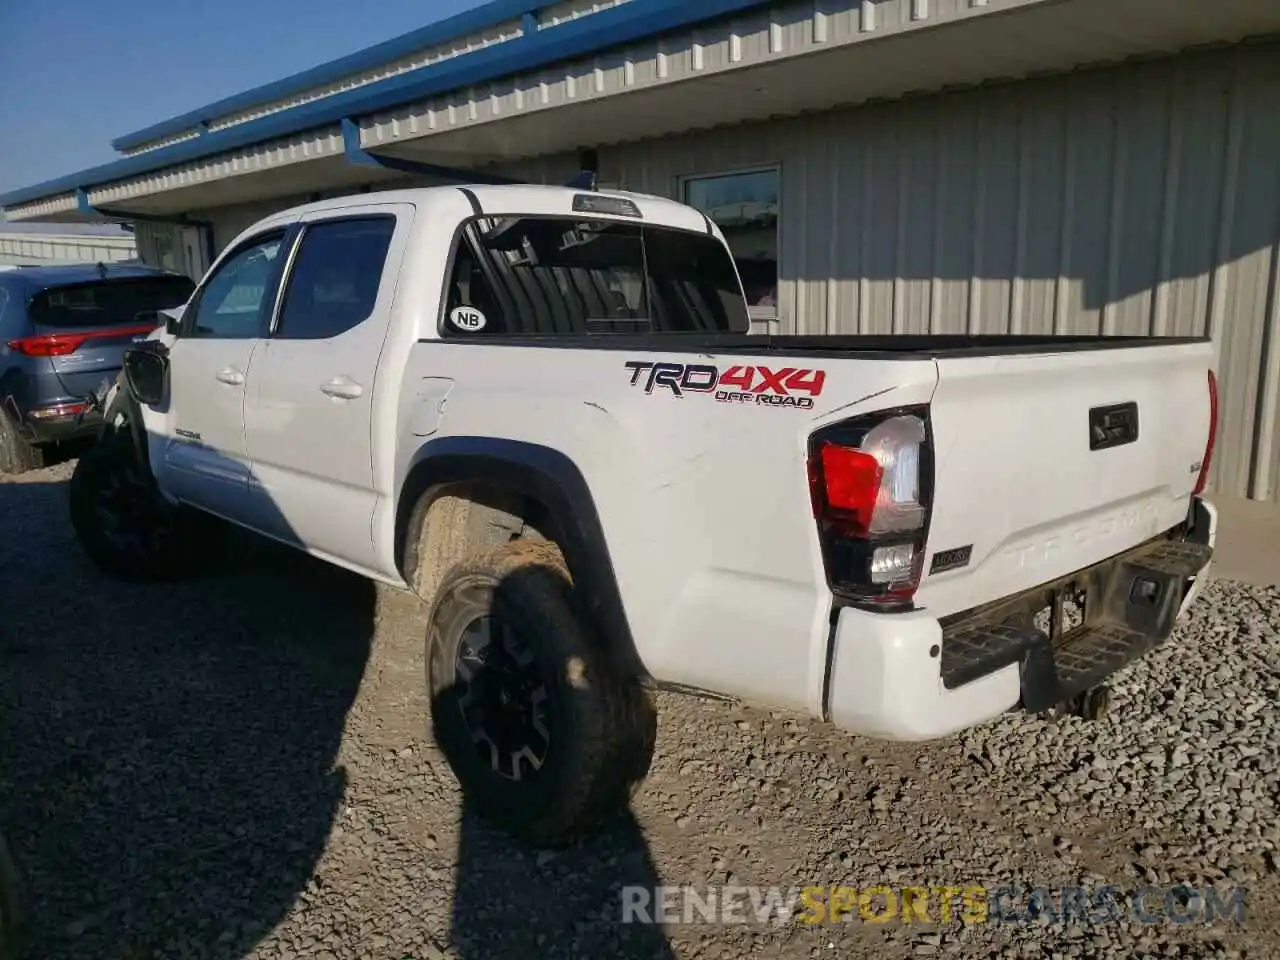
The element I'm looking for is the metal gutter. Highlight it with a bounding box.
[1,0,771,209]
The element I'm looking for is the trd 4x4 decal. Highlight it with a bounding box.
[624,361,826,409]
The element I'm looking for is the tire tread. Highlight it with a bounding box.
[426,540,655,847]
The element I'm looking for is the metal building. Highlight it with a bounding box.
[2,0,1277,498]
[0,226,136,267]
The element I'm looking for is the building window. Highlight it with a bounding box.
[682,168,779,321]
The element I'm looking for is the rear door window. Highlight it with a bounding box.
[28,275,194,329]
[274,217,395,340]
[441,217,748,337]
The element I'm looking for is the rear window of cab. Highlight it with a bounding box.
[440,216,750,337]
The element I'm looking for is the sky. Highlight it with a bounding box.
[0,0,489,197]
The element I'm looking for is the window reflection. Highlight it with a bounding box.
[683,169,779,314]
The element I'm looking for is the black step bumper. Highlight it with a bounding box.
[938,508,1214,713]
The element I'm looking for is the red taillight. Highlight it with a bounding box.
[1192,368,1218,497]
[7,334,86,356]
[811,442,884,535]
[6,322,159,358]
[807,409,932,606]
[28,402,89,420]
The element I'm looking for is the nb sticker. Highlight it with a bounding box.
[449,305,487,332]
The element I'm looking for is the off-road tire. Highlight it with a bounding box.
[69,429,219,581]
[0,408,45,475]
[426,540,655,847]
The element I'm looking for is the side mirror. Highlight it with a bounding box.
[122,340,170,407]
[159,304,186,336]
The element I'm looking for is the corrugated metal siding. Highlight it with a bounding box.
[2,193,81,221]
[207,197,318,252]
[87,126,348,207]
[361,0,1045,150]
[205,20,525,135]
[577,43,1280,500]
[116,0,634,153]
[133,223,177,271]
[121,129,203,157]
[539,0,630,28]
[131,222,209,277]
[0,232,136,265]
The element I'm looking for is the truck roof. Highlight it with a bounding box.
[257,184,713,237]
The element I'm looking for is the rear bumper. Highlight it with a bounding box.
[25,408,101,444]
[3,373,102,444]
[825,498,1217,741]
[9,401,101,444]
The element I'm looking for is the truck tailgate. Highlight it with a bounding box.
[916,340,1215,616]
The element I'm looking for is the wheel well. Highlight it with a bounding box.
[400,479,557,606]
[101,382,153,476]
[394,448,645,682]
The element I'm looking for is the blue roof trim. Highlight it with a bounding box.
[115,0,563,152]
[1,0,770,209]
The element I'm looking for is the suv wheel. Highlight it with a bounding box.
[0,408,45,475]
[69,428,217,581]
[426,541,655,848]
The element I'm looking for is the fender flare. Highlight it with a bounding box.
[99,376,154,477]
[396,436,644,680]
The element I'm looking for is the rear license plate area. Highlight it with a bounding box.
[1028,581,1090,644]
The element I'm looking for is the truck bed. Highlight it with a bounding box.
[431,332,1210,358]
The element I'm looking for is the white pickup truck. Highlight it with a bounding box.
[70,183,1218,847]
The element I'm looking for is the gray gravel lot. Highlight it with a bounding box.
[2,461,1277,959]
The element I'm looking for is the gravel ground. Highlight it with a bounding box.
[2,461,1278,960]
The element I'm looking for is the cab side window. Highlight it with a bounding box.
[275,217,395,341]
[186,232,286,339]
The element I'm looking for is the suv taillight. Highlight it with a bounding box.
[6,334,86,357]
[6,322,160,358]
[1191,369,1218,497]
[807,406,933,608]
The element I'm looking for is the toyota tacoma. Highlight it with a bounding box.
[68,183,1218,846]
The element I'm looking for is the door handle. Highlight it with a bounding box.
[215,367,245,386]
[320,376,364,400]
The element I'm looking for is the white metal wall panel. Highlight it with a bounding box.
[120,22,528,154]
[87,127,347,207]
[133,222,184,273]
[206,20,524,135]
[0,232,136,265]
[121,129,203,157]
[538,0,630,28]
[361,0,1044,150]
[567,43,1280,500]
[207,196,315,252]
[2,193,81,221]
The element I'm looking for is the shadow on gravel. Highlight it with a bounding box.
[0,477,374,960]
[448,810,675,959]
[431,565,675,959]
[36,439,93,471]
